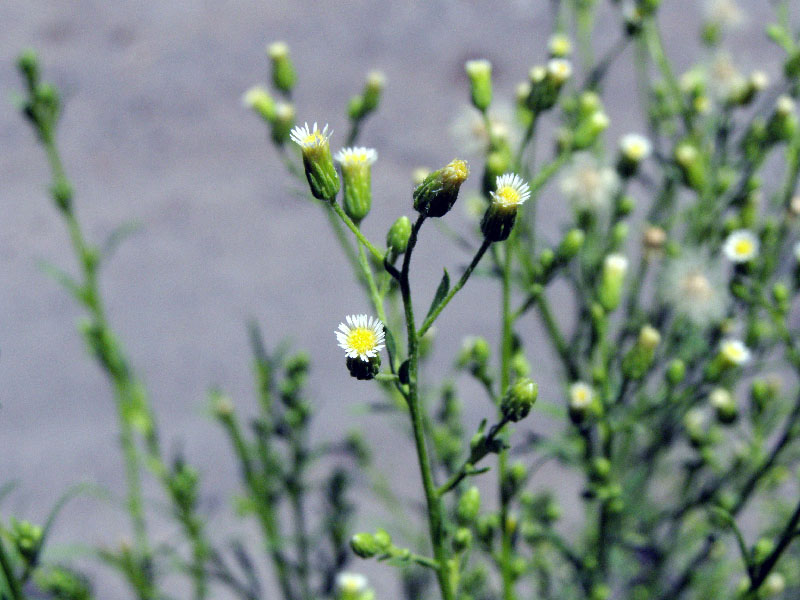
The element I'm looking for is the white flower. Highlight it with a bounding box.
[490,173,530,208]
[559,152,621,213]
[547,58,572,84]
[335,572,369,595]
[776,94,796,117]
[334,147,378,167]
[336,315,385,361]
[723,229,759,263]
[620,133,652,162]
[720,338,751,365]
[290,122,332,150]
[569,382,594,409]
[709,388,732,409]
[661,250,729,327]
[465,59,491,78]
[449,103,519,155]
[604,253,629,277]
[684,408,706,432]
[267,41,290,59]
[548,33,571,57]
[242,85,271,108]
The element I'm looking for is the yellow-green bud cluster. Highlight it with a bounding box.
[413,159,470,217]
[501,378,538,422]
[465,59,493,112]
[525,59,572,113]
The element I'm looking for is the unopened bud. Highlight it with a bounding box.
[501,378,538,422]
[387,216,411,254]
[465,59,493,112]
[268,41,296,93]
[413,159,469,217]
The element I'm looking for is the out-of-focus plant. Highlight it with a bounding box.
[10,1,800,599]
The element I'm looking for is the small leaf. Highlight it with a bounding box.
[102,221,142,262]
[425,268,450,322]
[37,260,83,301]
[384,326,397,364]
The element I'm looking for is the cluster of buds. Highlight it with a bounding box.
[242,42,298,145]
[524,58,572,114]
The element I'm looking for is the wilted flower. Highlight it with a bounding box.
[704,0,745,31]
[449,103,518,155]
[559,152,621,213]
[661,250,729,326]
[723,229,759,263]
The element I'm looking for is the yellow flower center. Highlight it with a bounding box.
[347,328,376,355]
[734,239,753,256]
[495,185,521,206]
[723,344,745,361]
[626,141,645,159]
[443,159,470,185]
[302,131,326,147]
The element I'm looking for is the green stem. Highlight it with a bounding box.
[0,537,23,600]
[399,216,456,600]
[417,239,492,338]
[329,201,384,261]
[499,241,515,600]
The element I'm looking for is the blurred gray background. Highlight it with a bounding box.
[0,1,784,597]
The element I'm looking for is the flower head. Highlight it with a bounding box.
[335,147,378,167]
[290,122,339,200]
[560,152,620,213]
[546,58,572,85]
[335,572,368,595]
[704,0,745,30]
[490,173,530,208]
[569,382,594,410]
[620,133,652,163]
[661,251,729,326]
[336,315,385,362]
[290,121,332,151]
[720,338,751,366]
[449,103,518,155]
[723,229,759,263]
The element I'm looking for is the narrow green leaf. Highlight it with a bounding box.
[425,268,450,322]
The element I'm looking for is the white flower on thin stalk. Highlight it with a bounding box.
[335,315,385,362]
[620,133,653,163]
[559,152,620,213]
[720,338,751,366]
[449,103,519,155]
[660,250,729,327]
[723,229,759,263]
[569,382,594,410]
[490,173,531,208]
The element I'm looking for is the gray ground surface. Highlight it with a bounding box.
[0,1,782,597]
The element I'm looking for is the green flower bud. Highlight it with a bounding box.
[334,147,377,223]
[622,325,660,379]
[502,461,527,501]
[457,486,481,523]
[710,388,737,424]
[465,59,493,112]
[674,142,707,190]
[267,41,296,94]
[10,519,42,564]
[482,150,511,197]
[598,254,628,311]
[453,527,473,552]
[481,172,531,242]
[346,355,381,381]
[501,378,538,423]
[290,122,340,200]
[590,457,611,482]
[548,33,572,58]
[17,49,40,91]
[362,71,385,113]
[350,533,380,558]
[753,538,774,563]
[413,159,470,217]
[373,528,392,550]
[387,215,412,254]
[572,111,610,149]
[242,86,276,122]
[270,102,295,146]
[558,228,585,259]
